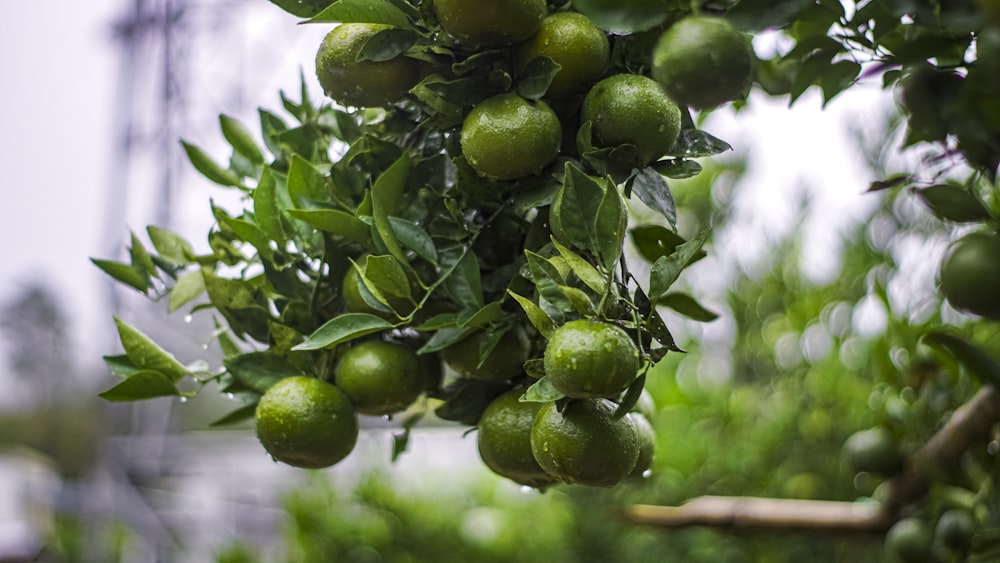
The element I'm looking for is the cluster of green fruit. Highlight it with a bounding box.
[267,0,753,487]
[95,0,750,491]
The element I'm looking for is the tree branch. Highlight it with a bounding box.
[625,385,1000,533]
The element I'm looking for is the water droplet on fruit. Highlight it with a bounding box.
[641,469,653,479]
[184,314,193,323]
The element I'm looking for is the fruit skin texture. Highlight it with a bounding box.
[531,398,640,487]
[581,73,682,166]
[254,376,359,469]
[460,93,562,181]
[652,16,754,109]
[543,319,640,399]
[315,23,420,108]
[477,388,557,488]
[514,12,611,100]
[843,426,901,475]
[884,517,933,562]
[432,0,548,47]
[939,232,1000,319]
[442,329,529,382]
[334,341,424,416]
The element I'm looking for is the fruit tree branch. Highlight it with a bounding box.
[626,385,1000,533]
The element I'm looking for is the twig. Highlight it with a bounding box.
[625,385,1000,533]
[626,497,889,533]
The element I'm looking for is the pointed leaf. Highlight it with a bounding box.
[147,226,195,265]
[115,317,188,381]
[210,403,258,427]
[308,0,413,29]
[658,292,719,322]
[508,291,555,339]
[99,370,180,402]
[253,168,287,245]
[287,209,372,244]
[629,168,677,229]
[292,313,393,351]
[181,141,243,187]
[224,351,306,393]
[648,231,710,302]
[551,238,606,293]
[595,182,627,270]
[91,259,149,293]
[521,377,565,403]
[168,269,206,312]
[220,114,264,164]
[915,185,992,223]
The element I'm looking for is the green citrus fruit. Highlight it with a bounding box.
[254,376,359,468]
[652,16,754,109]
[334,340,424,416]
[543,319,640,399]
[629,412,656,478]
[315,23,421,108]
[940,232,1000,319]
[461,93,562,180]
[432,0,547,47]
[936,509,974,551]
[843,427,901,475]
[477,388,558,488]
[514,12,610,100]
[884,517,933,562]
[530,398,640,487]
[581,73,682,165]
[442,329,529,382]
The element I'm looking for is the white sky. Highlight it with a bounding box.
[0,1,900,404]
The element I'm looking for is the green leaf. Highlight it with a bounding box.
[99,370,181,402]
[220,114,264,164]
[628,168,677,229]
[91,258,149,293]
[357,27,418,62]
[572,0,668,33]
[224,351,306,393]
[212,206,274,263]
[414,312,460,331]
[253,168,288,246]
[507,291,555,339]
[521,377,564,403]
[653,159,702,180]
[558,285,596,316]
[659,292,719,322]
[631,225,706,263]
[458,302,504,329]
[553,162,605,255]
[614,372,647,418]
[309,0,413,29]
[914,185,992,223]
[114,317,188,381]
[516,56,561,100]
[181,141,243,187]
[103,354,143,379]
[267,0,335,18]
[550,238,606,294]
[372,154,410,216]
[922,330,1000,386]
[129,232,157,280]
[648,230,710,302]
[418,327,474,354]
[867,173,913,192]
[287,154,328,206]
[168,269,206,312]
[364,254,411,300]
[670,130,732,158]
[523,358,545,379]
[209,403,258,427]
[525,250,573,313]
[389,217,438,265]
[147,226,195,265]
[292,313,394,351]
[820,60,860,106]
[441,247,484,312]
[595,182,627,271]
[287,209,371,244]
